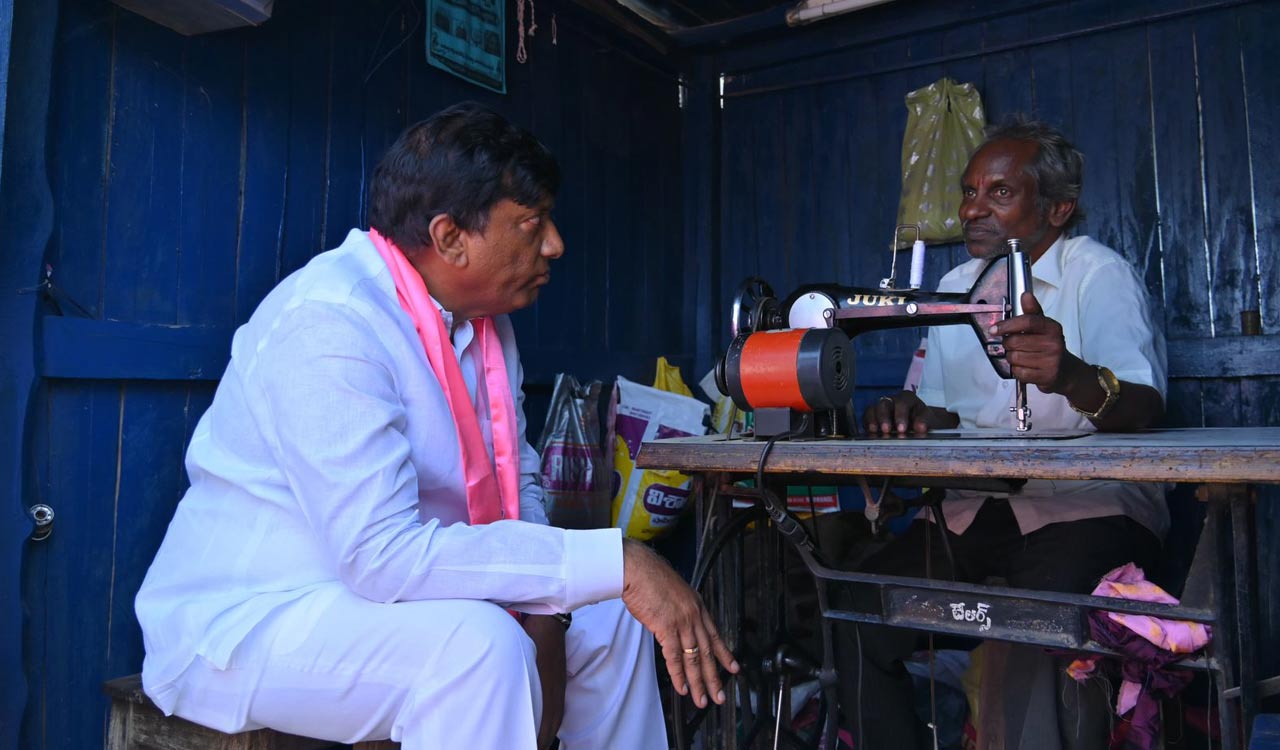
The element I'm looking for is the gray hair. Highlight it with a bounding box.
[984,116,1086,232]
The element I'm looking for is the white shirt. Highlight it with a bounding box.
[135,229,623,713]
[916,235,1169,537]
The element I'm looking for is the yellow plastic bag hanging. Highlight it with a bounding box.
[896,78,986,245]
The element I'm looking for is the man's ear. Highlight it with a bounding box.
[428,213,468,268]
[1047,199,1077,229]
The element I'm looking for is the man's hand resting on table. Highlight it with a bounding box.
[863,390,959,436]
[621,539,740,709]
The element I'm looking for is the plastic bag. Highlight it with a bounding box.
[698,366,746,436]
[535,373,610,529]
[654,355,694,398]
[896,78,986,245]
[609,368,709,541]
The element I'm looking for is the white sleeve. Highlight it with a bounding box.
[251,302,619,613]
[1075,260,1168,398]
[914,325,947,409]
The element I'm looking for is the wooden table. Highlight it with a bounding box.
[638,427,1280,750]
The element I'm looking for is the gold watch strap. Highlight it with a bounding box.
[1070,365,1120,419]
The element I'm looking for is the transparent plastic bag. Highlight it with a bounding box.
[536,373,610,529]
[896,78,986,245]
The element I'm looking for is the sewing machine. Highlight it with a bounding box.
[715,227,1034,438]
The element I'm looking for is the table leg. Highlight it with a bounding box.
[1230,488,1258,746]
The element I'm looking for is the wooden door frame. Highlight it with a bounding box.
[0,0,60,746]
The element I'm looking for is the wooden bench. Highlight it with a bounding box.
[104,674,399,750]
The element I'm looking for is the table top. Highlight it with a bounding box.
[636,427,1280,484]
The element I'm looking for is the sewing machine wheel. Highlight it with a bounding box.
[670,487,834,750]
[731,277,781,337]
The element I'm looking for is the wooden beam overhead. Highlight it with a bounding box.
[564,0,672,55]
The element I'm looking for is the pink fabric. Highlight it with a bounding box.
[369,229,520,526]
[1067,563,1212,715]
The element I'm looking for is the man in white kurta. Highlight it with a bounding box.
[136,102,737,749]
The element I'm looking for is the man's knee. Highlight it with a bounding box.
[427,601,537,679]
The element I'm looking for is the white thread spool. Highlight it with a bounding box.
[908,239,926,289]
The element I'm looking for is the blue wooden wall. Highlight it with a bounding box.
[683,0,1280,683]
[13,1,686,748]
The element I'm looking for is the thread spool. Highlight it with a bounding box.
[909,239,926,289]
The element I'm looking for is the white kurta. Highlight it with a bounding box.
[135,229,661,748]
[916,234,1169,537]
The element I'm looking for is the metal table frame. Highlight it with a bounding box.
[638,427,1280,750]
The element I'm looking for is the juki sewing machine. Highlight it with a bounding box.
[714,226,1035,438]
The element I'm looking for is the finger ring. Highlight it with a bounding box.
[683,646,700,655]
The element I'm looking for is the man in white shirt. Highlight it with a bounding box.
[837,119,1167,749]
[135,102,737,750]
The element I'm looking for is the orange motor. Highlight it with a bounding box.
[717,328,854,412]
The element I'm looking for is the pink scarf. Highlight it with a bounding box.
[369,229,520,525]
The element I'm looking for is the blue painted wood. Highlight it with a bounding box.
[1238,2,1279,334]
[0,0,56,746]
[320,0,371,252]
[40,317,232,380]
[106,382,194,682]
[25,382,122,749]
[1149,16,1213,339]
[46,0,112,318]
[236,6,291,323]
[177,31,242,327]
[683,58,722,376]
[1252,714,1280,750]
[278,0,329,277]
[1195,11,1255,338]
[102,9,185,325]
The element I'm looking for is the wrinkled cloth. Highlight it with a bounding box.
[1066,563,1212,750]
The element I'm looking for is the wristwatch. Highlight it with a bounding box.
[552,612,573,629]
[1070,365,1121,420]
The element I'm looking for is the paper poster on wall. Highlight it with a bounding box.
[425,0,506,94]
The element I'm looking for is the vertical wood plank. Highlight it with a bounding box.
[102,11,185,324]
[47,0,114,317]
[1107,27,1165,329]
[319,0,369,255]
[177,33,242,327]
[107,383,192,682]
[1193,11,1254,338]
[278,0,331,277]
[1148,17,1212,339]
[32,383,125,750]
[236,14,291,323]
[1235,2,1278,334]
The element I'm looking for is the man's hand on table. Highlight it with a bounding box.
[863,390,959,436]
[522,614,566,750]
[621,538,739,709]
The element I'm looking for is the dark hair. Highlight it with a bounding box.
[368,101,560,251]
[983,116,1086,232]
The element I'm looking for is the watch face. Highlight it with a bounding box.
[1098,366,1121,395]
